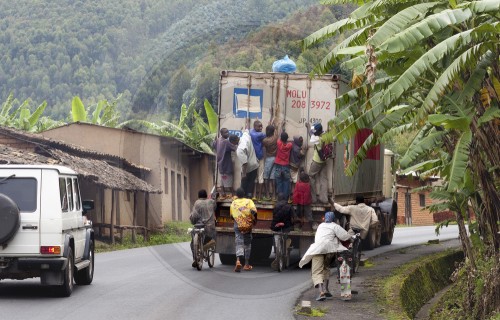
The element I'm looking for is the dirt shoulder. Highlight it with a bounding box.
[294,239,462,320]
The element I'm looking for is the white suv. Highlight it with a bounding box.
[0,165,95,297]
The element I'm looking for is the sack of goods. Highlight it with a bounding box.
[272,55,297,73]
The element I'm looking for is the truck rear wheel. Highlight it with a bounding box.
[364,226,381,250]
[219,253,236,265]
[250,237,273,261]
[381,219,395,245]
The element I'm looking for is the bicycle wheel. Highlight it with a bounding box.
[193,233,203,270]
[277,236,284,272]
[207,245,215,268]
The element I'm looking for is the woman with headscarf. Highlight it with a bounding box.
[299,211,351,301]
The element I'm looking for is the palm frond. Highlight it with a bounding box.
[28,101,47,129]
[381,30,473,108]
[399,129,445,168]
[447,130,471,191]
[204,99,218,134]
[379,8,473,53]
[370,2,443,46]
[71,96,87,122]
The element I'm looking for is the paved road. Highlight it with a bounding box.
[0,225,459,320]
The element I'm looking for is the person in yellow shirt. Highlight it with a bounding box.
[230,187,257,272]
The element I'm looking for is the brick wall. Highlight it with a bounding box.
[396,176,435,226]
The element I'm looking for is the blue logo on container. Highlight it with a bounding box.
[233,88,263,118]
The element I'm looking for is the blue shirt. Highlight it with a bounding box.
[249,129,266,160]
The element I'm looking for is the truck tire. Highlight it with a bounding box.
[381,219,395,245]
[75,240,94,285]
[219,253,236,265]
[250,236,273,261]
[364,227,378,250]
[0,193,21,245]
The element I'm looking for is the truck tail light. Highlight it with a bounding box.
[40,246,61,255]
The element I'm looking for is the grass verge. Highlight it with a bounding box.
[95,221,192,253]
[376,249,463,320]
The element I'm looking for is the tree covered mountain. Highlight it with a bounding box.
[0,0,351,122]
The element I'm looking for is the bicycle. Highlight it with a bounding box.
[272,222,290,272]
[189,223,215,271]
[335,233,361,300]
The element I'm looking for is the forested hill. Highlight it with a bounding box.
[0,0,351,121]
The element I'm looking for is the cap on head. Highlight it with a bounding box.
[313,123,323,134]
[324,211,335,223]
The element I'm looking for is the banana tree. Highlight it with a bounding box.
[303,1,500,316]
[71,96,121,127]
[0,93,63,132]
[119,99,217,154]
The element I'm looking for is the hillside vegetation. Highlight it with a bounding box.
[0,0,351,122]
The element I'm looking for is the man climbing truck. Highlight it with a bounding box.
[213,70,397,265]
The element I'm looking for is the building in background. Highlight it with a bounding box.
[43,122,215,229]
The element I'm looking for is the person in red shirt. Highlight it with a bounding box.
[274,131,292,199]
[292,171,313,229]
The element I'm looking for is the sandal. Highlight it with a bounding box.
[316,292,326,301]
[243,264,253,271]
[325,292,333,299]
[234,261,242,272]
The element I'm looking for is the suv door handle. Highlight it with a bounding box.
[22,225,38,230]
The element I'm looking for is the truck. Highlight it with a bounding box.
[213,70,397,265]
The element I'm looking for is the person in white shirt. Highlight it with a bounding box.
[306,122,329,204]
[299,211,351,301]
[333,196,379,240]
[237,129,259,198]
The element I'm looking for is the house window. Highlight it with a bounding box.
[184,175,187,200]
[164,167,168,194]
[419,194,426,207]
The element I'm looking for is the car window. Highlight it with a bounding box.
[73,178,81,211]
[67,178,74,211]
[0,177,37,212]
[59,177,68,212]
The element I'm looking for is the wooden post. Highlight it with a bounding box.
[132,192,137,243]
[116,191,122,242]
[145,193,149,241]
[110,190,115,245]
[99,187,105,237]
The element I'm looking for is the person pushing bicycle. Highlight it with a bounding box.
[189,189,216,268]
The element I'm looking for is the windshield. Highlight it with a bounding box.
[0,177,37,212]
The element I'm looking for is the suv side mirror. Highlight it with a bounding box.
[82,200,95,215]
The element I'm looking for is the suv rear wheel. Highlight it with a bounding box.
[55,247,74,297]
[75,240,94,285]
